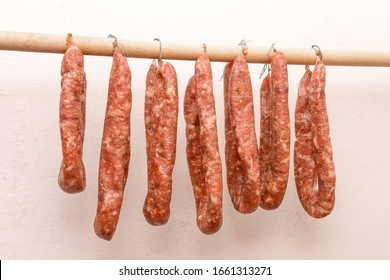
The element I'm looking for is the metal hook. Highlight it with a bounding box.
[311,44,323,60]
[108,34,118,49]
[202,42,207,53]
[108,34,130,57]
[154,38,162,62]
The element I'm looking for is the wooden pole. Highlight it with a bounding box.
[1,31,390,66]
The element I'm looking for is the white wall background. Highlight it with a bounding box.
[0,0,390,259]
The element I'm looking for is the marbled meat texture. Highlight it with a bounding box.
[224,54,260,214]
[143,61,178,226]
[184,76,212,234]
[224,62,245,213]
[58,34,87,194]
[294,61,336,218]
[185,54,223,234]
[94,50,132,240]
[259,51,290,210]
[144,61,156,224]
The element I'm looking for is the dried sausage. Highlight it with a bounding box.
[58,33,87,194]
[259,51,290,210]
[184,54,223,234]
[194,54,223,233]
[143,61,178,226]
[294,60,336,218]
[260,51,290,209]
[94,49,132,240]
[184,76,209,233]
[94,50,131,240]
[224,62,245,212]
[224,54,260,213]
[144,61,156,223]
[259,71,272,208]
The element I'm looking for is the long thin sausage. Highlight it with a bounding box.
[143,61,178,226]
[259,51,290,210]
[224,54,260,213]
[58,33,86,194]
[144,61,156,223]
[194,54,223,233]
[224,62,246,212]
[184,76,210,234]
[94,49,132,240]
[294,61,336,218]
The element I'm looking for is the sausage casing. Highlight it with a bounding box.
[58,34,87,194]
[294,61,336,218]
[259,51,290,210]
[94,50,132,240]
[224,54,260,213]
[143,61,178,226]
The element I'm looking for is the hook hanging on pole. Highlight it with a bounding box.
[312,44,323,61]
[108,34,118,50]
[154,38,162,62]
[108,34,129,57]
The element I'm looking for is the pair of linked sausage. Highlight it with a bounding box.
[259,51,290,210]
[184,54,223,234]
[143,60,179,226]
[94,49,132,240]
[294,60,336,218]
[58,33,87,194]
[223,53,260,214]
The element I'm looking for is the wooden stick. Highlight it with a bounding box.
[1,31,390,66]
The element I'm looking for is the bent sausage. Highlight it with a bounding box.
[58,33,87,194]
[224,54,260,213]
[143,61,178,226]
[184,76,209,233]
[94,49,132,240]
[184,54,223,234]
[194,54,223,233]
[294,60,336,218]
[259,51,290,210]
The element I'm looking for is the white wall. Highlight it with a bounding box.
[1,0,390,259]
